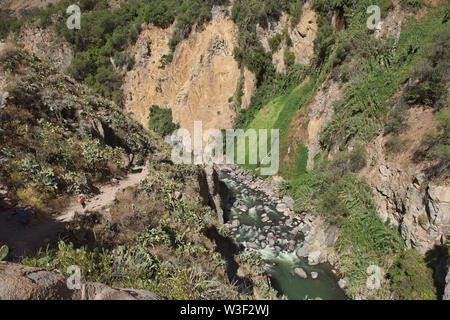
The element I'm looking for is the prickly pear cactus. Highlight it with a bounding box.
[0,245,9,261]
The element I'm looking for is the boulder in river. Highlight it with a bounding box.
[275,203,288,214]
[311,272,319,279]
[293,267,307,279]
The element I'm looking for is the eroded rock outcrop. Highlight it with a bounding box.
[0,262,163,300]
[361,108,449,255]
[198,165,231,224]
[257,1,318,73]
[15,26,73,72]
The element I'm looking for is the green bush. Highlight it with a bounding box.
[148,105,179,137]
[388,249,437,300]
[268,33,283,52]
[284,49,296,68]
[403,25,450,109]
[385,136,408,154]
[414,109,450,177]
[0,10,21,39]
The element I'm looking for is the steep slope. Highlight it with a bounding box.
[0,43,271,300]
[237,0,449,299]
[122,16,256,137]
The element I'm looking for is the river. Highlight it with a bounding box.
[220,171,347,300]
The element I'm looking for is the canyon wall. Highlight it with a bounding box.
[122,16,256,139]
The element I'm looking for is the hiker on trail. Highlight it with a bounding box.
[77,194,86,210]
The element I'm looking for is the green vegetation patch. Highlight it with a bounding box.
[388,249,437,300]
[148,105,179,137]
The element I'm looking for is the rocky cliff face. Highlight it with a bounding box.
[0,262,163,300]
[257,1,318,74]
[283,79,343,170]
[361,107,449,255]
[122,16,256,139]
[15,25,73,73]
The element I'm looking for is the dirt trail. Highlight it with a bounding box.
[58,166,149,222]
[0,167,149,260]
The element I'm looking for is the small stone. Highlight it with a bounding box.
[232,220,240,228]
[311,272,319,279]
[238,205,248,213]
[293,267,307,279]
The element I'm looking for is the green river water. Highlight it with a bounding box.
[221,172,347,300]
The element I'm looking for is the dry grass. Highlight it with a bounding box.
[0,42,17,62]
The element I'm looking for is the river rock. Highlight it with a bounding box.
[276,203,288,213]
[256,205,264,212]
[301,225,311,234]
[296,244,310,258]
[247,242,259,249]
[293,267,307,279]
[258,235,266,241]
[268,239,275,247]
[232,220,240,228]
[238,205,248,213]
[282,196,295,210]
[311,272,319,279]
[308,251,321,266]
[327,252,337,266]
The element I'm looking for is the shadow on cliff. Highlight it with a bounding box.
[425,244,449,300]
[204,225,254,295]
[0,204,68,262]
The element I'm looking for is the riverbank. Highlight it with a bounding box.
[216,163,347,299]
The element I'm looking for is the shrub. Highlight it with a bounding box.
[0,10,21,39]
[268,33,283,52]
[414,109,450,177]
[400,0,424,9]
[385,136,408,154]
[403,25,450,109]
[148,105,179,137]
[388,249,437,300]
[384,103,410,135]
[284,49,296,68]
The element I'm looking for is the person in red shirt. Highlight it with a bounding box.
[77,194,86,209]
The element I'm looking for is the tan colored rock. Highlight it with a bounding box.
[123,17,256,141]
[0,262,73,300]
[289,1,318,65]
[15,26,73,72]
